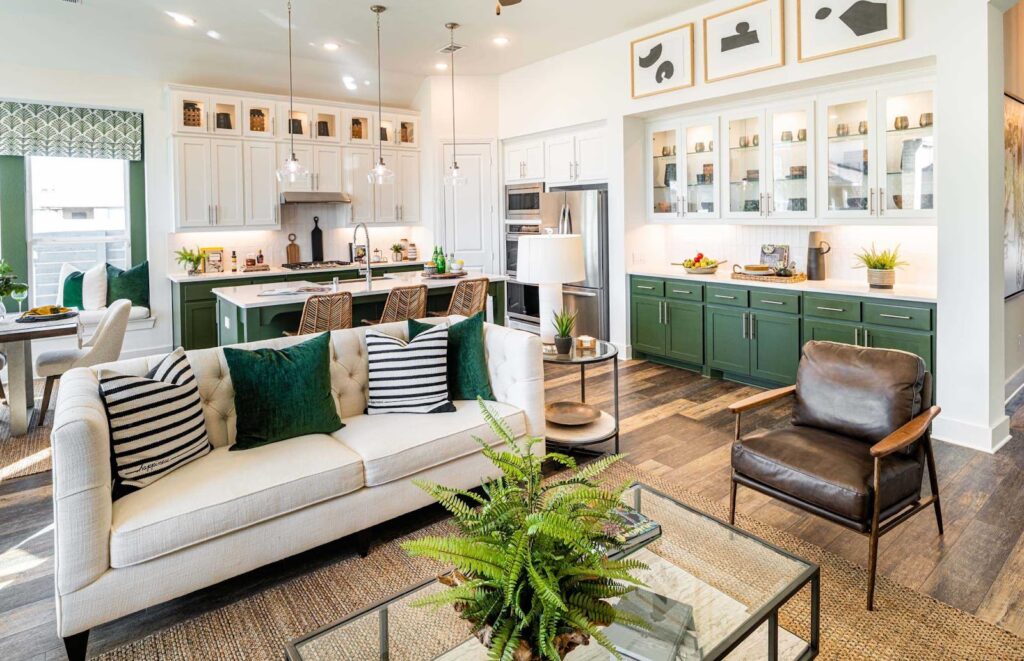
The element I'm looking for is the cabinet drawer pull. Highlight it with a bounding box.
[879,313,912,320]
[855,327,861,346]
[817,306,845,313]
[760,299,785,305]
[742,313,748,340]
[637,285,655,290]
[672,289,692,295]
[715,294,737,300]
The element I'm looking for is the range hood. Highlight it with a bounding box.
[279,191,352,204]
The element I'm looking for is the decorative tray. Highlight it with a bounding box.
[421,272,469,280]
[16,308,79,323]
[731,272,808,284]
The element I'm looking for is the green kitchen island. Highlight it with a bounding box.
[213,272,507,345]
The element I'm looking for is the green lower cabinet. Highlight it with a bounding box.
[864,326,934,373]
[803,318,858,345]
[183,300,220,350]
[666,301,703,364]
[750,312,801,384]
[705,306,750,375]
[631,297,667,355]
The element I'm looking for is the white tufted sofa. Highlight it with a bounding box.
[49,317,544,654]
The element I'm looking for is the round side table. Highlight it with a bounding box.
[543,341,619,453]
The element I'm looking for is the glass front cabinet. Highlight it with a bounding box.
[819,85,935,221]
[647,118,720,221]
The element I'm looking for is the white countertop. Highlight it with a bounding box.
[213,272,507,309]
[629,266,937,304]
[167,261,429,284]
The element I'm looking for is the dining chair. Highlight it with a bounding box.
[428,278,489,318]
[34,299,132,425]
[361,285,428,325]
[284,291,353,336]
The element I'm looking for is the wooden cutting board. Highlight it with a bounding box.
[286,233,300,264]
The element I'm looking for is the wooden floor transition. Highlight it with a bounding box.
[3,359,1024,659]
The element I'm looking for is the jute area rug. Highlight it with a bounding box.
[96,462,1024,660]
[0,380,52,483]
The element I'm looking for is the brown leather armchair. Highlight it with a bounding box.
[727,341,942,610]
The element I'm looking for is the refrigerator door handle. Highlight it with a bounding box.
[564,290,597,297]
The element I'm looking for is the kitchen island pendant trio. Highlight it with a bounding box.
[275,0,310,185]
[367,5,395,186]
[443,22,466,187]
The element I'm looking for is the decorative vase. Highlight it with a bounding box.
[554,336,573,355]
[867,268,896,289]
[391,251,403,263]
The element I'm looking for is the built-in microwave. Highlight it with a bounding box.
[505,183,544,221]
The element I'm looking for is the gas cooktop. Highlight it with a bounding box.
[281,261,352,271]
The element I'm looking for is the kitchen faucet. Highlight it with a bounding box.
[353,222,372,289]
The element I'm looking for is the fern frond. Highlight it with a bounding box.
[478,398,518,443]
[526,560,567,611]
[402,537,506,580]
[502,528,529,607]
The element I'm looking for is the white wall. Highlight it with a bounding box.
[497,0,1011,452]
[1006,3,1024,397]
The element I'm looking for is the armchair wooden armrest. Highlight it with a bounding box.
[728,385,796,414]
[870,406,942,458]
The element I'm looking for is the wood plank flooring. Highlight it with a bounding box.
[2,359,1024,659]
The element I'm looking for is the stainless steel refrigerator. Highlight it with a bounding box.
[542,184,609,341]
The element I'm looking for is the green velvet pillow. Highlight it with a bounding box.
[223,332,343,451]
[62,271,84,309]
[409,312,494,401]
[107,261,150,308]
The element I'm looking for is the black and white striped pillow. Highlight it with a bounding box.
[99,347,212,496]
[366,325,456,414]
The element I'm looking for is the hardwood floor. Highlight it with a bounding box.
[2,359,1024,659]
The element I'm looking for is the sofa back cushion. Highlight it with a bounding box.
[793,341,926,444]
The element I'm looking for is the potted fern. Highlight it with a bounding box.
[174,247,204,276]
[391,243,405,263]
[552,309,577,356]
[403,400,650,660]
[854,244,908,289]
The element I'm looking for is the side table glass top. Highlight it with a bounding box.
[287,484,818,661]
[543,340,617,365]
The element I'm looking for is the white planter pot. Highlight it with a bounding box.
[867,269,896,289]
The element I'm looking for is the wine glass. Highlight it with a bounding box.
[12,288,28,315]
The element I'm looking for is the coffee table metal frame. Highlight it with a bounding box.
[284,483,820,661]
[542,341,620,454]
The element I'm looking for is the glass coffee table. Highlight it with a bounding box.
[286,484,819,660]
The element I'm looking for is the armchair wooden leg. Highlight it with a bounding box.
[729,479,738,525]
[924,438,944,536]
[62,629,89,661]
[37,375,57,427]
[0,378,5,402]
[867,458,883,611]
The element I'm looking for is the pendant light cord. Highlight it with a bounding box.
[287,0,296,160]
[449,25,457,170]
[376,10,384,168]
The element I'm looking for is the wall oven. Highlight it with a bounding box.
[505,183,544,221]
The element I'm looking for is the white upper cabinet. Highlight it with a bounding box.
[175,137,213,227]
[397,150,420,223]
[276,143,314,193]
[378,114,419,148]
[311,106,343,143]
[243,141,280,227]
[647,117,721,222]
[878,86,935,220]
[242,99,276,139]
[765,101,815,221]
[172,92,241,136]
[277,103,315,142]
[544,135,576,187]
[574,129,607,184]
[344,109,375,146]
[375,148,400,223]
[313,145,343,192]
[504,140,544,183]
[210,140,245,226]
[344,147,376,224]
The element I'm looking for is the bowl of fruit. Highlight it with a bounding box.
[677,253,725,275]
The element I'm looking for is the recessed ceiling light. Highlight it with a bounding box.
[164,11,196,27]
[492,36,510,46]
[206,30,221,40]
[323,42,340,51]
[435,62,448,71]
[342,75,358,91]
[363,80,371,86]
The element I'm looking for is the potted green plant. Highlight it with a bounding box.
[0,259,29,320]
[551,309,577,355]
[854,244,908,289]
[174,247,204,276]
[403,400,649,661]
[390,243,405,263]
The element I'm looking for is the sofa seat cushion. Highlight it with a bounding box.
[334,400,526,487]
[732,426,924,523]
[110,433,364,568]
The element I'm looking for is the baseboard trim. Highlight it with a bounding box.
[932,413,1012,454]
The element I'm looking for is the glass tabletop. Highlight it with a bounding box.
[542,340,618,365]
[286,484,818,661]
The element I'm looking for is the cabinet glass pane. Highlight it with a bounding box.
[652,128,679,215]
[771,110,810,214]
[826,100,870,212]
[729,116,761,214]
[314,112,338,139]
[685,125,715,215]
[883,91,934,212]
[213,102,238,132]
[399,120,416,146]
[179,96,207,130]
[349,114,372,142]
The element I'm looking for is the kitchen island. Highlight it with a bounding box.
[213,272,507,345]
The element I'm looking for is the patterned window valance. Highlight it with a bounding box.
[0,101,143,161]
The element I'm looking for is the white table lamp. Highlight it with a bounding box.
[516,234,585,344]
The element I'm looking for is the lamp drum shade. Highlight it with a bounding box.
[516,235,585,284]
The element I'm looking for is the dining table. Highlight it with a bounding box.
[0,316,81,436]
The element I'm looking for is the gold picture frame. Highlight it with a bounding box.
[703,0,785,84]
[797,0,905,63]
[630,23,696,100]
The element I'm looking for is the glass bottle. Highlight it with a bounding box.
[436,249,446,274]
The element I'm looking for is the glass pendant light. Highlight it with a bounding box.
[443,22,467,188]
[276,0,310,184]
[367,5,395,185]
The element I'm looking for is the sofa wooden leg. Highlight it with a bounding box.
[728,480,738,526]
[63,629,89,661]
[924,438,944,535]
[38,375,57,427]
